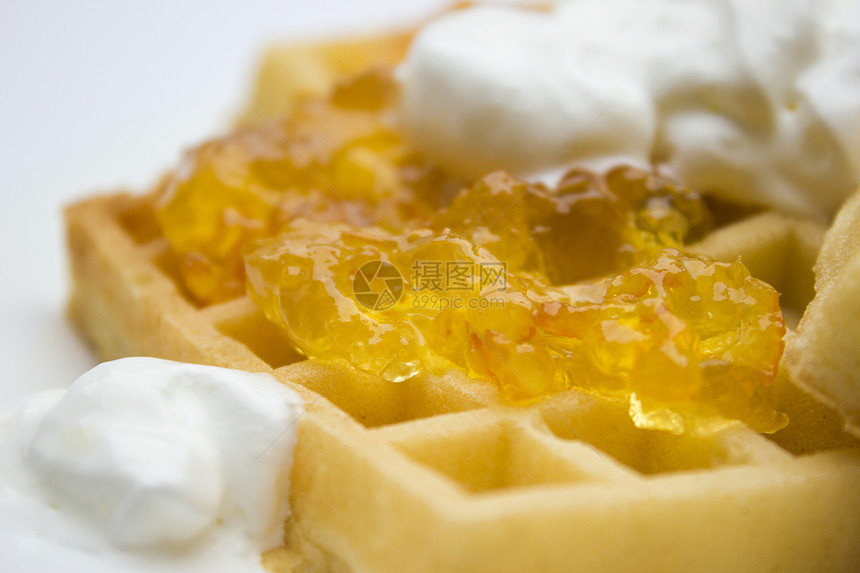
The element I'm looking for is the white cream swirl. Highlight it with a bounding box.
[399,0,860,218]
[0,358,303,573]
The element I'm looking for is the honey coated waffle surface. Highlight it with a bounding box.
[65,25,860,573]
[67,191,860,572]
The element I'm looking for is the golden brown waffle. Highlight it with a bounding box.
[65,23,860,572]
[66,191,860,572]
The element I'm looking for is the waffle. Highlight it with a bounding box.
[66,33,860,573]
[785,190,860,439]
[236,31,413,126]
[65,192,859,572]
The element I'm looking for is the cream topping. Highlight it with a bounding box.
[0,358,303,573]
[399,0,860,218]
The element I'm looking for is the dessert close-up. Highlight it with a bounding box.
[2,1,860,572]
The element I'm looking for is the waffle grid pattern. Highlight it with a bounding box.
[67,193,860,572]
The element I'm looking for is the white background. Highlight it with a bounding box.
[0,0,455,403]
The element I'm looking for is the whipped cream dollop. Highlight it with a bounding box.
[0,358,303,573]
[399,0,860,218]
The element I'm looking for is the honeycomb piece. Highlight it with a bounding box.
[430,166,711,284]
[156,70,454,304]
[537,250,787,433]
[246,216,786,434]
